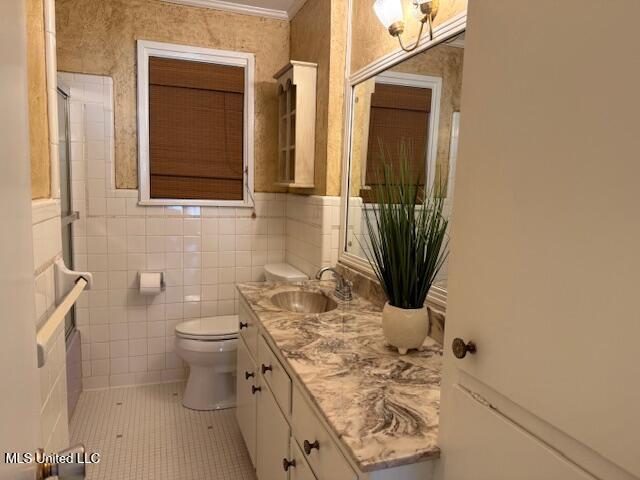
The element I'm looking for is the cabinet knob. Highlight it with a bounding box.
[239,321,248,330]
[282,458,296,471]
[245,371,254,380]
[261,364,273,374]
[452,338,477,359]
[303,439,320,455]
[251,385,261,394]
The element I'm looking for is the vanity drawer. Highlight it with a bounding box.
[291,386,357,480]
[239,296,259,361]
[258,334,292,414]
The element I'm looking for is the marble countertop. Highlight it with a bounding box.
[236,280,443,472]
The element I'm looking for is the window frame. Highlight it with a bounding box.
[373,71,442,193]
[136,40,255,207]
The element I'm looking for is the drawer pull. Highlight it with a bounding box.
[245,371,255,380]
[282,458,296,471]
[303,439,320,455]
[239,321,248,330]
[261,363,273,374]
[452,338,477,359]
[252,385,261,394]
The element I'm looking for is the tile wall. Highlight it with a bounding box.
[284,194,341,279]
[61,72,288,389]
[32,199,70,452]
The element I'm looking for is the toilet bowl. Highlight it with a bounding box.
[264,263,308,282]
[174,315,238,411]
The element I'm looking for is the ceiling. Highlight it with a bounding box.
[162,0,308,20]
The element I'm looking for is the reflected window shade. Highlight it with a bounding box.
[148,57,245,200]
[364,83,431,193]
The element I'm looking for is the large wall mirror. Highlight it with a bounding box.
[341,32,465,307]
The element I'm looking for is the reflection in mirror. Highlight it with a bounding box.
[345,33,465,294]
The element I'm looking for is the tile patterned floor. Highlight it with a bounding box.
[70,382,256,480]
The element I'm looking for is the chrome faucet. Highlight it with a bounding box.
[315,267,353,301]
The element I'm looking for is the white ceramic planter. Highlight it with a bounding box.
[382,302,430,355]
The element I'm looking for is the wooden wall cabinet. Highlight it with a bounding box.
[274,61,317,189]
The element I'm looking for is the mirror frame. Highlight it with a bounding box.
[338,6,467,310]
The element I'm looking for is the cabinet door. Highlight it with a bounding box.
[441,0,640,476]
[442,387,595,480]
[289,439,317,480]
[237,338,258,465]
[257,386,290,480]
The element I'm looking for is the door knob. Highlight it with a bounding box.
[36,444,86,480]
[251,385,261,394]
[245,371,254,380]
[239,321,248,330]
[303,439,320,455]
[282,458,296,471]
[261,364,272,374]
[452,338,477,359]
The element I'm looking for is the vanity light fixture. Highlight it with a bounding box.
[373,0,439,52]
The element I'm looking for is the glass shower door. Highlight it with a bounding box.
[57,85,78,338]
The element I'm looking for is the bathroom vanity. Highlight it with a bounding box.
[235,281,442,480]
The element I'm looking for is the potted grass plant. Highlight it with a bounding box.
[361,144,449,354]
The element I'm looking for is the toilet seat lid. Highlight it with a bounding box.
[175,315,239,340]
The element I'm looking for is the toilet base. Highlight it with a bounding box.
[182,365,236,411]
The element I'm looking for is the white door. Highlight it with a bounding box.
[441,0,640,478]
[0,1,46,479]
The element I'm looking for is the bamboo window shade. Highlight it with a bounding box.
[148,56,245,200]
[365,83,431,191]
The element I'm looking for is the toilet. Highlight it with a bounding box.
[174,264,306,411]
[264,263,308,282]
[174,315,238,411]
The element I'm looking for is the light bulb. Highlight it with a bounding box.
[373,0,404,32]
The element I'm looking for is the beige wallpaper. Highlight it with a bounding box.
[325,0,348,196]
[27,0,51,199]
[55,0,290,191]
[350,0,467,74]
[290,0,347,196]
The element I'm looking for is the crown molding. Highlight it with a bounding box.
[161,0,289,20]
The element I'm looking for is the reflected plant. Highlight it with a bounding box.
[360,141,449,309]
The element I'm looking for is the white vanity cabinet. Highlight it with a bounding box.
[440,1,640,479]
[236,295,434,480]
[235,299,352,480]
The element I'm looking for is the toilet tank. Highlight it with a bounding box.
[264,263,308,282]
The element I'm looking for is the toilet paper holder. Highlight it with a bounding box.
[138,271,165,294]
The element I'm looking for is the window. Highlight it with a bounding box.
[137,40,254,206]
[364,82,432,201]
